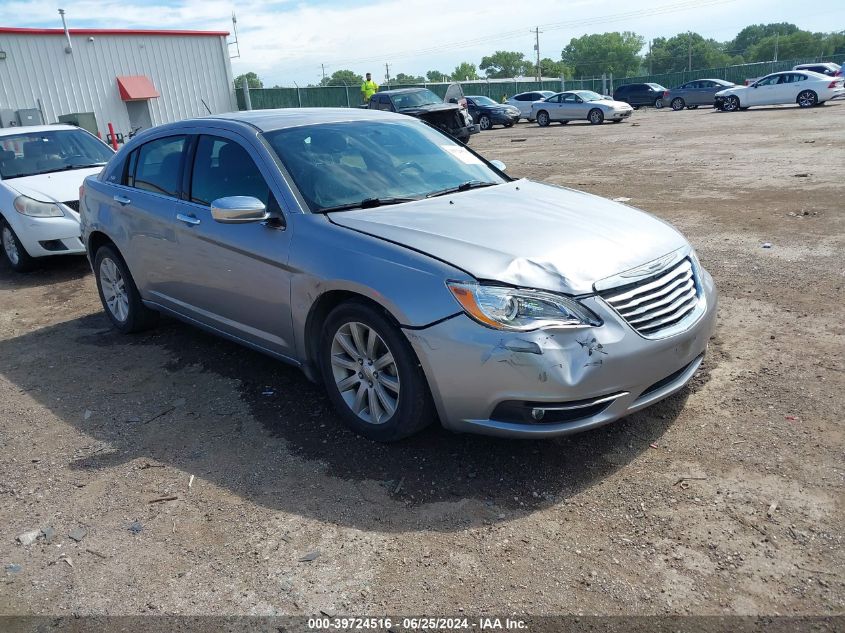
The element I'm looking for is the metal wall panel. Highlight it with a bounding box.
[0,32,236,136]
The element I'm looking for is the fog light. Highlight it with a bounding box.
[531,408,545,421]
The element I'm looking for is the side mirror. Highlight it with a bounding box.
[210,196,269,224]
[490,159,507,172]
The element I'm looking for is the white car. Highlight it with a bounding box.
[715,71,845,111]
[0,125,112,272]
[505,90,557,121]
[532,90,634,126]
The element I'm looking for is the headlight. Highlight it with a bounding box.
[14,195,64,218]
[447,281,601,331]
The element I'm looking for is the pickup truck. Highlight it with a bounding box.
[365,86,479,143]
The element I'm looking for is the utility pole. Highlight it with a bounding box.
[774,32,779,62]
[321,64,327,83]
[385,62,391,87]
[648,40,652,75]
[688,32,692,72]
[533,27,542,81]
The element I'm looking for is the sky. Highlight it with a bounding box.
[1,0,843,85]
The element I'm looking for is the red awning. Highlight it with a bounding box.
[116,75,160,101]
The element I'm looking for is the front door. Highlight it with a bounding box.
[126,100,153,133]
[170,132,296,357]
[746,75,781,106]
[560,93,588,120]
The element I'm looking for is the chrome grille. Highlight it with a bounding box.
[600,258,701,337]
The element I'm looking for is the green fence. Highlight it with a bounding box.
[615,55,845,89]
[236,56,845,110]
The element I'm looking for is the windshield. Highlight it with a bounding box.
[0,128,113,179]
[647,83,667,91]
[391,89,443,109]
[264,120,506,213]
[575,90,604,102]
[469,96,498,106]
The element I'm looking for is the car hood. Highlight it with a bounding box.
[397,103,462,116]
[328,180,688,295]
[2,166,103,203]
[592,98,632,109]
[716,86,746,96]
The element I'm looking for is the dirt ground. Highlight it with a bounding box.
[0,103,843,622]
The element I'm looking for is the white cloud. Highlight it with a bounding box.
[1,0,843,86]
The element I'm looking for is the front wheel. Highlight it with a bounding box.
[588,108,604,125]
[94,245,158,333]
[797,90,817,108]
[722,96,740,112]
[536,111,550,127]
[1,219,36,272]
[319,302,434,442]
[671,97,685,111]
[478,114,492,130]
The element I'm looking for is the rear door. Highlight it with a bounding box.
[111,134,188,305]
[170,131,296,357]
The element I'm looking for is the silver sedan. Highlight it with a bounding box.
[81,108,715,442]
[532,91,634,126]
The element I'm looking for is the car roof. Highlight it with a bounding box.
[0,124,78,137]
[794,62,838,68]
[376,88,430,95]
[187,108,415,133]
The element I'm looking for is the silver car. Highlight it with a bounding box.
[80,109,716,442]
[532,91,634,126]
[663,79,735,111]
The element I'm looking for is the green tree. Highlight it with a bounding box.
[539,57,572,78]
[234,72,263,89]
[480,51,532,78]
[645,32,734,74]
[394,73,425,84]
[746,30,839,62]
[729,23,799,57]
[320,69,364,87]
[426,70,448,82]
[452,62,480,80]
[561,32,644,77]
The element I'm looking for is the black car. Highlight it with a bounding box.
[612,83,668,109]
[465,96,520,130]
[366,87,479,142]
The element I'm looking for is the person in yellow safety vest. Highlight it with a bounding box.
[361,73,379,103]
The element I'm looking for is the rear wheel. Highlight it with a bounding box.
[797,90,817,108]
[94,245,158,333]
[654,97,664,108]
[671,97,685,111]
[319,301,434,442]
[1,219,36,272]
[588,108,604,125]
[536,110,550,127]
[478,114,492,130]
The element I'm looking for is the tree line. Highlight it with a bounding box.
[234,23,845,89]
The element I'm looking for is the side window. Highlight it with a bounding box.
[190,135,271,207]
[545,95,560,103]
[131,135,186,197]
[122,150,138,187]
[562,94,577,103]
[377,96,392,111]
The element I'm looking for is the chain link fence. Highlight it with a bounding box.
[237,55,845,110]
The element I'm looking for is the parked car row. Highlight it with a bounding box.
[1,108,717,444]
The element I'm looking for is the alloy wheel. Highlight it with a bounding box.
[479,115,491,130]
[723,97,739,112]
[2,226,19,266]
[797,91,817,108]
[671,98,685,111]
[589,109,603,124]
[330,321,400,425]
[537,112,549,126]
[99,256,130,323]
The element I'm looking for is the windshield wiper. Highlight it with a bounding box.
[319,197,419,213]
[426,180,498,198]
[11,163,107,178]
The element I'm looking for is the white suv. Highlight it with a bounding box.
[0,125,112,272]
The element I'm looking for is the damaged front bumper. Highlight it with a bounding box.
[404,269,717,438]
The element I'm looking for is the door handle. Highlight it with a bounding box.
[176,213,201,226]
[113,194,131,206]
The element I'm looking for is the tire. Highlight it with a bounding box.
[588,108,604,125]
[671,97,685,111]
[632,105,640,110]
[1,218,36,272]
[797,90,817,108]
[319,301,434,442]
[478,114,492,130]
[722,96,740,112]
[504,122,514,128]
[536,110,550,127]
[653,98,664,109]
[559,120,569,125]
[687,105,699,109]
[93,245,158,334]
[611,119,623,123]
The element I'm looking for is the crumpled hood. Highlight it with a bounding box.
[329,180,688,295]
[3,167,103,203]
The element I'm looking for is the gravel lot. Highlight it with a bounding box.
[1,103,843,620]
